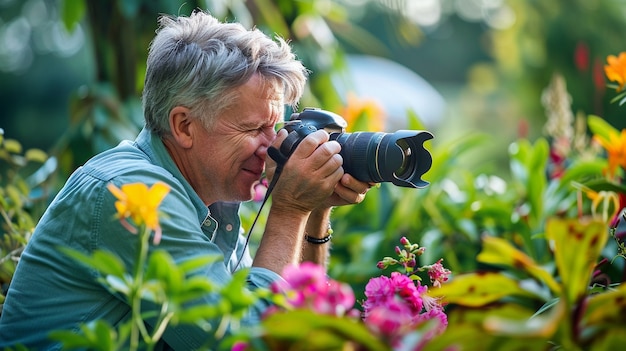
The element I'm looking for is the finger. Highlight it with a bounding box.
[291,130,331,158]
[312,142,342,171]
[332,181,367,205]
[340,174,374,194]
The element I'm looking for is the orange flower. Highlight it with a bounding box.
[604,52,626,92]
[593,129,626,178]
[583,188,620,223]
[107,182,170,244]
[339,92,386,132]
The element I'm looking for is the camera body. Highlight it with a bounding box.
[275,108,433,189]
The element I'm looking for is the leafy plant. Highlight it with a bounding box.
[0,129,54,304]
[232,236,451,351]
[49,182,265,351]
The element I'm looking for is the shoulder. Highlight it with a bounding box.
[82,140,170,182]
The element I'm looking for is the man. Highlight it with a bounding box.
[0,11,371,350]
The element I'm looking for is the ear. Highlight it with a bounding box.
[169,106,194,148]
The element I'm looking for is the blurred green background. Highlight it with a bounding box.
[2,0,626,176]
[2,0,626,283]
[4,2,626,348]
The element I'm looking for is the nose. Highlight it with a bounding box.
[255,128,277,159]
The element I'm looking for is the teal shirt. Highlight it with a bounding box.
[0,128,282,350]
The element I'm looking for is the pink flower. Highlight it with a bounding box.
[364,302,414,346]
[415,308,448,333]
[253,178,268,202]
[269,262,357,317]
[312,280,355,316]
[362,275,395,313]
[362,272,447,344]
[272,262,327,308]
[231,341,248,351]
[363,272,426,319]
[427,259,451,288]
[389,272,426,314]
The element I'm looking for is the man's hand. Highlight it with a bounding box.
[266,129,375,211]
[267,129,344,214]
[321,173,375,208]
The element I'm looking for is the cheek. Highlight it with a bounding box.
[229,136,261,159]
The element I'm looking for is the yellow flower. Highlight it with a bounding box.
[107,182,170,244]
[339,92,386,132]
[593,129,626,178]
[604,52,626,92]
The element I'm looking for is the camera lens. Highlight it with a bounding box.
[395,139,412,178]
[331,130,433,188]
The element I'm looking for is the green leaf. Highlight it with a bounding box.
[60,0,86,32]
[92,319,115,351]
[92,251,127,278]
[531,297,560,318]
[3,139,22,154]
[177,254,221,274]
[221,269,258,312]
[545,217,608,305]
[582,282,626,327]
[580,178,626,194]
[176,276,218,302]
[59,247,126,278]
[145,250,183,295]
[483,299,565,338]
[587,114,618,141]
[5,185,23,209]
[175,303,226,324]
[429,272,539,307]
[252,0,290,36]
[261,309,388,351]
[105,275,131,295]
[24,148,48,163]
[49,320,116,351]
[527,138,549,225]
[558,159,607,192]
[477,236,561,295]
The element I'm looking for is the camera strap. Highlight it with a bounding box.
[231,145,289,272]
[232,126,319,271]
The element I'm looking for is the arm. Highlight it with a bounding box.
[260,129,375,269]
[302,174,374,265]
[302,206,332,265]
[253,129,343,274]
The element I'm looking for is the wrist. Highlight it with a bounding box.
[304,222,333,243]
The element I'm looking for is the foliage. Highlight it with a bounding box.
[231,237,450,351]
[48,182,265,351]
[0,128,55,303]
[322,62,626,349]
[3,1,626,350]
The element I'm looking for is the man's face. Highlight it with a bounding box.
[191,74,284,204]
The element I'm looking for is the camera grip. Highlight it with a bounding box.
[279,124,318,158]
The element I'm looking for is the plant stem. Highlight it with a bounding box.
[129,224,151,350]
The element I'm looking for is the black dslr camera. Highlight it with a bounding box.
[271,108,433,188]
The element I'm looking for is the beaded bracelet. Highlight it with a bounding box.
[304,226,334,244]
[305,233,332,244]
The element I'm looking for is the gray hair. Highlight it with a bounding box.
[142,11,309,135]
